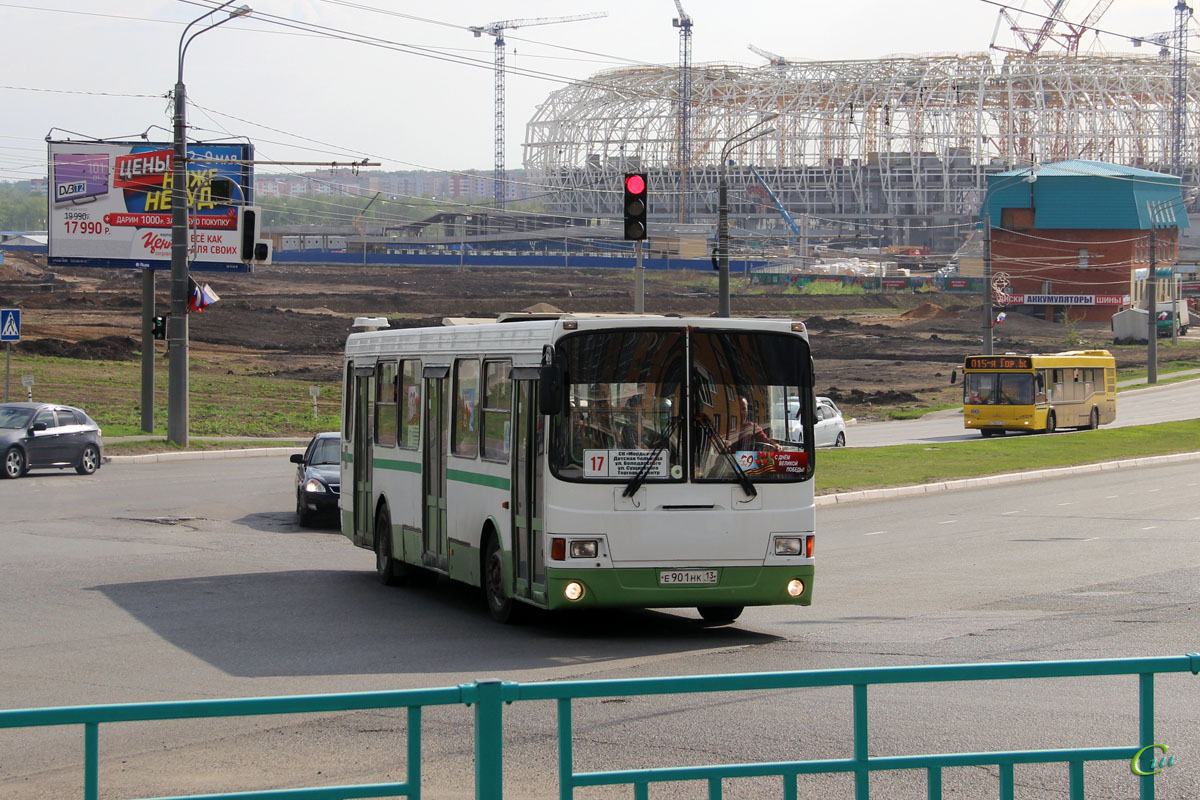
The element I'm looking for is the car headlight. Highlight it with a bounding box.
[303,478,328,493]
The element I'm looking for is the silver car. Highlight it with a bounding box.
[784,396,847,448]
[814,397,847,448]
[0,402,104,479]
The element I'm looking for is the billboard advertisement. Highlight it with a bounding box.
[48,140,254,272]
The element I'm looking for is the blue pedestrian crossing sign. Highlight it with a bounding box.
[1,309,20,342]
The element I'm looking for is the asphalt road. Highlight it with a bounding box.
[848,373,1200,448]
[2,454,1199,798]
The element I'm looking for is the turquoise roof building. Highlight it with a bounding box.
[984,160,1189,231]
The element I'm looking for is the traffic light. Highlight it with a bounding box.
[238,205,273,264]
[152,315,166,340]
[623,173,648,240]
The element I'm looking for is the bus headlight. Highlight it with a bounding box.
[774,536,803,555]
[570,540,598,558]
[564,581,585,601]
[787,579,805,597]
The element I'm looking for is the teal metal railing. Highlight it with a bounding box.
[2,654,1197,800]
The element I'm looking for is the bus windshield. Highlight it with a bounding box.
[964,372,1035,405]
[551,328,812,484]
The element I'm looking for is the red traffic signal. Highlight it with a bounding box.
[623,173,647,240]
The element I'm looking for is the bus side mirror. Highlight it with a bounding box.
[539,365,563,415]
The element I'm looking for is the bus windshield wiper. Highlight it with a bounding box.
[622,415,682,498]
[694,414,757,499]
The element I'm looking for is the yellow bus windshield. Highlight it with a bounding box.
[964,372,1035,405]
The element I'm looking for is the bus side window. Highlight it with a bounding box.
[374,361,398,447]
[453,359,480,458]
[481,360,511,462]
[399,359,421,449]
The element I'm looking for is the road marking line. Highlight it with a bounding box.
[1001,510,1024,515]
[1057,502,1073,506]
[1147,488,1161,493]
[939,520,957,525]
[864,531,885,536]
[1106,495,1119,499]
[1082,537,1099,541]
[1142,526,1158,531]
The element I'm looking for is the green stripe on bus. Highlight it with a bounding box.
[447,469,510,491]
[375,458,421,474]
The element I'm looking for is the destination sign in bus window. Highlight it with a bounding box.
[965,356,1032,370]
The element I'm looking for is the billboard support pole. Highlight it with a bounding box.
[141,270,155,433]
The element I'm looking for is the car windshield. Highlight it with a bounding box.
[0,406,35,429]
[309,437,340,465]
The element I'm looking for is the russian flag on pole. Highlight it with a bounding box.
[188,277,221,313]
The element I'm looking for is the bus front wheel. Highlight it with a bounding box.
[1087,407,1099,430]
[698,606,744,625]
[484,535,522,624]
[375,507,405,586]
[1044,412,1056,435]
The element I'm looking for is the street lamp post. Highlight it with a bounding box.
[168,2,250,446]
[980,167,1037,355]
[717,116,777,317]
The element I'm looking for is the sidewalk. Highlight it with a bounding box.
[1117,367,1200,389]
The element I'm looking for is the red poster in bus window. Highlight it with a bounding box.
[770,451,808,473]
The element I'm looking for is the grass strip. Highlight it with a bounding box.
[815,419,1200,495]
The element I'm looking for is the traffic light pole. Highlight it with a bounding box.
[634,240,644,314]
[140,269,155,433]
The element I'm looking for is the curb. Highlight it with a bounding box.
[105,446,302,464]
[815,450,1200,506]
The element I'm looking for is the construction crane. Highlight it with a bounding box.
[748,44,788,67]
[470,12,605,210]
[1131,1,1193,177]
[990,0,1115,55]
[672,0,693,223]
[353,191,381,236]
[748,165,801,238]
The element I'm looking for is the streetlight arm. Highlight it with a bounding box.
[178,2,250,83]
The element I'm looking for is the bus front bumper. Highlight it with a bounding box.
[544,565,814,611]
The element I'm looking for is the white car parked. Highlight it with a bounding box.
[814,397,847,448]
[784,396,847,448]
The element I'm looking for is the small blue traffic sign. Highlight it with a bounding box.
[1,309,21,342]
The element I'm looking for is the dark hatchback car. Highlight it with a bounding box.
[0,402,104,479]
[291,431,341,526]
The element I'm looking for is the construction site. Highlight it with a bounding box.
[518,2,1199,255]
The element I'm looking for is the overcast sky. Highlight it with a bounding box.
[1,0,1172,183]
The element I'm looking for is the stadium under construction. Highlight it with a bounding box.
[524,53,1200,253]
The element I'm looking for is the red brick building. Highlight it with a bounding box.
[984,161,1187,323]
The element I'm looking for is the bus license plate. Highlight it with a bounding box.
[659,569,718,585]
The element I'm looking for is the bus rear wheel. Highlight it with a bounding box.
[1044,412,1056,435]
[697,606,744,625]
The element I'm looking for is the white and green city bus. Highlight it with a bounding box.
[340,313,817,624]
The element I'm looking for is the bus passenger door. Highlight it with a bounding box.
[511,378,545,601]
[422,369,449,570]
[351,364,374,547]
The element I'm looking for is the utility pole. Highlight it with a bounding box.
[1147,229,1158,384]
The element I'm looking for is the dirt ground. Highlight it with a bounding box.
[1,251,1186,422]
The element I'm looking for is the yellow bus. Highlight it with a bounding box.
[963,350,1116,437]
